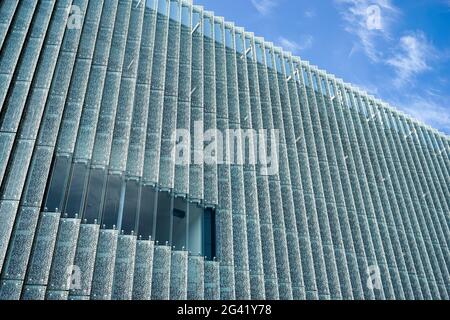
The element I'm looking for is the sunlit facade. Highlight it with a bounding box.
[0,0,449,300]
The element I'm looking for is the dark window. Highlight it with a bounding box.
[155,191,172,244]
[188,203,203,255]
[64,162,88,218]
[138,185,157,239]
[101,174,123,229]
[83,168,106,224]
[44,156,71,213]
[121,180,141,234]
[172,196,187,250]
[203,208,216,260]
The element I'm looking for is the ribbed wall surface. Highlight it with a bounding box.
[0,0,449,300]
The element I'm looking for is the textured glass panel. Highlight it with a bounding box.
[138,186,156,239]
[121,180,140,234]
[83,168,106,224]
[101,174,123,229]
[155,191,172,244]
[44,156,71,213]
[64,162,88,218]
[172,196,187,250]
[188,203,202,255]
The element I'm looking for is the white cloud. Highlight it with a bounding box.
[278,35,314,54]
[335,0,399,61]
[387,32,437,86]
[393,94,450,135]
[304,10,316,18]
[251,0,278,15]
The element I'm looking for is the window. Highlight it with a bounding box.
[192,11,201,34]
[275,54,283,73]
[236,33,244,54]
[203,207,216,260]
[101,173,123,229]
[155,191,172,244]
[265,48,273,68]
[172,196,188,250]
[138,185,157,239]
[204,17,212,39]
[146,0,157,10]
[44,156,71,213]
[181,5,190,27]
[64,162,88,218]
[256,43,264,64]
[120,179,141,234]
[329,81,335,97]
[302,68,309,86]
[188,203,203,255]
[312,73,319,92]
[169,0,180,22]
[157,0,168,15]
[225,27,233,49]
[83,168,106,224]
[214,22,223,43]
[245,37,253,59]
[284,58,291,77]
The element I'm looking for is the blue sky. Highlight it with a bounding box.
[192,0,450,135]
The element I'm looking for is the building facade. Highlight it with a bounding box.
[0,0,449,300]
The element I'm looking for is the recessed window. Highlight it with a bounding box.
[64,162,88,218]
[157,0,168,15]
[284,58,291,76]
[83,168,106,224]
[101,174,123,229]
[204,17,212,39]
[265,48,273,68]
[225,27,233,49]
[169,0,180,22]
[203,207,216,260]
[188,203,203,255]
[256,43,264,64]
[236,33,244,54]
[275,54,283,73]
[44,156,71,213]
[146,0,157,10]
[214,22,223,43]
[138,185,157,239]
[155,191,172,244]
[120,179,141,234]
[181,5,190,27]
[172,196,188,250]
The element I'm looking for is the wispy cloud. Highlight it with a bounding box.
[393,94,450,135]
[304,10,316,18]
[335,0,399,61]
[278,35,314,54]
[387,31,437,86]
[251,0,278,15]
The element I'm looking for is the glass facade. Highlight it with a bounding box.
[0,0,448,301]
